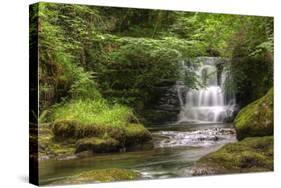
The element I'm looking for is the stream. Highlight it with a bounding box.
[39,123,236,185]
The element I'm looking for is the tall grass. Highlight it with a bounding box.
[51,99,134,128]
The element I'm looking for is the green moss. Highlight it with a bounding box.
[75,137,121,153]
[53,168,140,184]
[51,99,149,141]
[193,136,273,175]
[234,88,273,140]
[49,99,152,154]
[52,120,150,139]
[125,123,152,146]
[38,124,76,159]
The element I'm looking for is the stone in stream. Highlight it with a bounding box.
[51,168,141,185]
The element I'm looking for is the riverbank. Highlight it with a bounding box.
[38,122,152,160]
[39,123,236,185]
[38,99,153,160]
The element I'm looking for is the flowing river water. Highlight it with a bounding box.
[39,123,237,185]
[39,57,238,185]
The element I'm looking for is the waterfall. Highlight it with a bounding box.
[177,57,236,124]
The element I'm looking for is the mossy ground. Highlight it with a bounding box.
[234,88,273,140]
[75,137,121,153]
[193,136,273,175]
[39,99,152,157]
[52,168,140,185]
[38,124,76,160]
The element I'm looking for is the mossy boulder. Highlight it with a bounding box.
[192,136,273,175]
[125,123,152,147]
[53,168,140,185]
[50,100,153,154]
[52,121,152,154]
[234,88,273,140]
[52,120,126,141]
[75,137,121,153]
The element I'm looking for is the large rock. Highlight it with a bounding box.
[124,123,153,150]
[192,136,273,175]
[234,88,273,140]
[52,120,153,154]
[142,82,181,125]
[75,124,153,153]
[75,137,121,153]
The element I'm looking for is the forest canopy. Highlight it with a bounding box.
[30,2,273,122]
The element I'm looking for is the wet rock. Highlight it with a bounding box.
[234,88,273,140]
[142,109,179,125]
[217,128,236,135]
[75,137,121,154]
[75,150,94,158]
[124,123,153,148]
[142,82,181,125]
[191,166,217,176]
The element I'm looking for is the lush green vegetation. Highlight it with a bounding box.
[32,2,273,161]
[51,99,135,128]
[33,3,273,112]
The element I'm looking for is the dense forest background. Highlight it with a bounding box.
[30,3,273,125]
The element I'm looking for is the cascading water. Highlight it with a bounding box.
[177,57,236,124]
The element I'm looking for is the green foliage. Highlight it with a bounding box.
[92,35,203,105]
[171,13,238,56]
[36,2,273,125]
[51,99,133,127]
[69,69,101,100]
[50,99,152,141]
[38,109,49,124]
[109,38,181,86]
[37,2,104,110]
[226,17,273,104]
[228,55,273,106]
